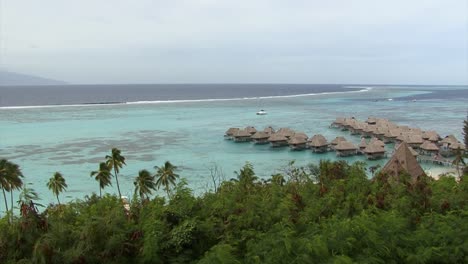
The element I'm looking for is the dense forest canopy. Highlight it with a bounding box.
[0,158,467,263]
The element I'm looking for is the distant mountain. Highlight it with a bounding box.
[0,71,66,86]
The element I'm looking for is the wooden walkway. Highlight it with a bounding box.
[417,156,454,167]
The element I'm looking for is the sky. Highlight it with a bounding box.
[0,0,467,85]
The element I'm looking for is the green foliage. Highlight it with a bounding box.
[1,160,467,263]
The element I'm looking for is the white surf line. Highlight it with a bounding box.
[0,88,372,110]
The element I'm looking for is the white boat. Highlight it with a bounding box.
[256,110,267,115]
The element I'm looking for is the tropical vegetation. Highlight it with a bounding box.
[0,155,467,263]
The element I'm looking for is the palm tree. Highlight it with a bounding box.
[134,169,156,200]
[452,147,466,177]
[106,148,126,198]
[90,162,112,197]
[47,172,67,205]
[155,161,179,197]
[0,159,11,214]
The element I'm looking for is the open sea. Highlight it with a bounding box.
[0,84,467,212]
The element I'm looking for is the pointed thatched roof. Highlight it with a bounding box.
[331,136,347,145]
[420,141,439,151]
[449,142,465,150]
[440,135,458,145]
[251,131,270,139]
[389,129,401,138]
[268,133,288,142]
[366,117,377,124]
[335,141,357,151]
[293,132,308,139]
[332,117,346,125]
[225,127,240,136]
[308,134,328,147]
[234,129,251,137]
[289,136,307,145]
[263,126,275,134]
[370,137,385,147]
[277,128,295,137]
[381,142,424,180]
[407,134,423,144]
[363,143,385,154]
[245,126,257,135]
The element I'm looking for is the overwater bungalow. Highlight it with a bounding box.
[330,117,346,128]
[407,134,423,149]
[331,136,347,150]
[373,127,386,140]
[449,142,465,155]
[440,134,458,146]
[224,127,240,140]
[308,134,329,153]
[335,141,358,157]
[245,126,257,135]
[233,129,252,142]
[276,128,295,138]
[419,141,439,156]
[362,125,374,138]
[358,138,367,153]
[370,137,385,148]
[251,131,270,144]
[263,126,275,134]
[350,122,365,135]
[293,132,308,140]
[288,136,308,151]
[366,117,377,125]
[381,142,425,182]
[268,133,289,147]
[363,143,386,160]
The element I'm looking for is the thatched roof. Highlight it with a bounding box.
[370,138,385,147]
[449,142,465,150]
[420,141,439,151]
[407,134,423,144]
[251,131,270,139]
[332,117,346,125]
[409,147,419,157]
[363,143,385,154]
[289,136,307,145]
[374,127,386,135]
[440,135,458,145]
[245,126,257,134]
[263,126,275,134]
[293,132,308,139]
[381,142,424,180]
[268,133,288,142]
[234,129,251,137]
[389,129,401,138]
[225,127,239,136]
[309,134,328,147]
[331,136,347,145]
[335,141,357,151]
[277,128,295,137]
[366,117,377,124]
[422,130,439,140]
[358,138,367,148]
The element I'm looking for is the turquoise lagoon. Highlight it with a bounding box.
[0,86,467,212]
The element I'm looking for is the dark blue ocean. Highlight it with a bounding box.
[0,84,357,107]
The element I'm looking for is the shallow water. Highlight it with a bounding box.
[0,86,467,212]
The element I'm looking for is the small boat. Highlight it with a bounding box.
[387,98,393,101]
[256,110,267,115]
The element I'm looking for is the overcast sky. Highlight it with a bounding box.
[1,0,467,84]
